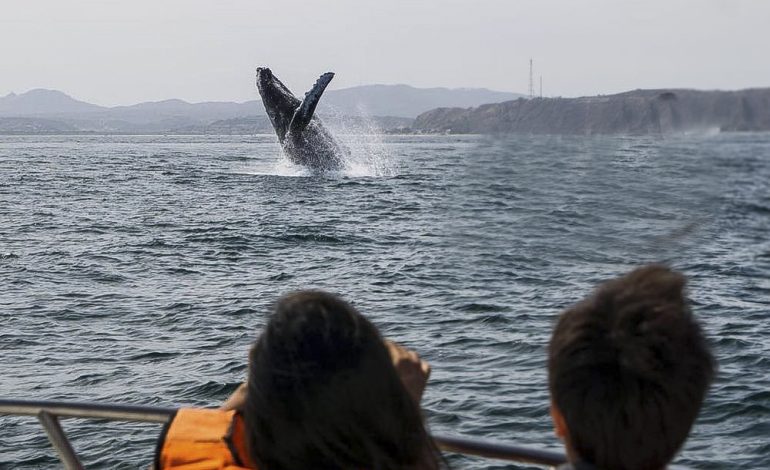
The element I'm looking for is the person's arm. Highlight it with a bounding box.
[220,342,431,410]
[220,382,248,411]
[385,340,431,404]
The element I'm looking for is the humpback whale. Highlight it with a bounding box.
[256,67,346,170]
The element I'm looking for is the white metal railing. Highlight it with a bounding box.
[0,399,566,469]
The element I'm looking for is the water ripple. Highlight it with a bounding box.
[1,133,768,468]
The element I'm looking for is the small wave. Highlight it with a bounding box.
[745,390,770,401]
[738,202,770,215]
[161,302,194,311]
[180,226,235,234]
[177,380,234,399]
[128,351,180,361]
[64,227,108,235]
[274,233,345,244]
[137,239,177,248]
[457,303,508,314]
[268,272,293,281]
[69,373,108,386]
[79,253,123,264]
[172,177,199,185]
[92,272,127,283]
[59,292,90,298]
[707,402,770,421]
[166,267,200,275]
[93,292,128,301]
[5,454,57,467]
[51,308,85,320]
[713,336,753,348]
[185,234,253,246]
[0,336,42,347]
[226,307,260,316]
[234,157,312,177]
[478,314,512,325]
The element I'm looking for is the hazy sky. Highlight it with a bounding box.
[2,0,768,105]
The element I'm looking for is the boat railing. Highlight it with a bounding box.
[0,398,566,469]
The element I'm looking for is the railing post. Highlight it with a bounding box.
[433,433,565,467]
[37,411,84,470]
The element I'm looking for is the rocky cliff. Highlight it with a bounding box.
[412,88,770,135]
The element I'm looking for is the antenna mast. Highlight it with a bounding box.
[540,75,542,98]
[528,58,534,98]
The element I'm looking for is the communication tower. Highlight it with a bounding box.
[528,58,534,98]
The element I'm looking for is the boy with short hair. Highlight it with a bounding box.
[548,265,715,470]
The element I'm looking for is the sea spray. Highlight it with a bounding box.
[322,103,398,177]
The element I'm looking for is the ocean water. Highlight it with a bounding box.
[1,133,768,469]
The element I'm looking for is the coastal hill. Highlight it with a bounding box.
[323,85,520,118]
[0,89,103,115]
[412,88,770,135]
[0,85,522,134]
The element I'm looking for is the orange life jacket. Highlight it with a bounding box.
[155,408,256,470]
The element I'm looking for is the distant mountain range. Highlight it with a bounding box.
[0,89,103,115]
[0,85,523,134]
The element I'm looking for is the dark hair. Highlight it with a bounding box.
[548,265,715,470]
[244,290,441,470]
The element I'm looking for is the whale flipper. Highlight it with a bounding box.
[289,72,335,134]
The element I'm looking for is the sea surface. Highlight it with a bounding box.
[1,133,768,469]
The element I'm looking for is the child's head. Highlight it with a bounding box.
[548,265,715,469]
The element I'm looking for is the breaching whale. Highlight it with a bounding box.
[256,67,346,170]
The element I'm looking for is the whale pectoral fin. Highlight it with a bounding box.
[289,72,335,134]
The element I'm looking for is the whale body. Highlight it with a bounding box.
[256,67,346,170]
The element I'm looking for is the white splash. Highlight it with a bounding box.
[241,104,398,178]
[323,103,398,177]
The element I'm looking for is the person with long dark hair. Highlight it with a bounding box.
[156,290,442,470]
